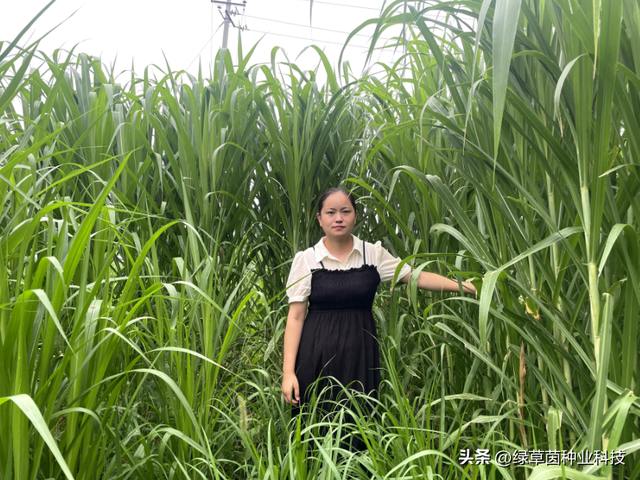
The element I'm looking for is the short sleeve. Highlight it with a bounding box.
[286,251,312,303]
[373,241,412,283]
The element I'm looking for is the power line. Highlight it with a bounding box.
[247,29,372,49]
[243,14,395,42]
[296,0,380,11]
[188,21,225,70]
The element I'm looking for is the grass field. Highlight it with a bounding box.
[1,0,639,478]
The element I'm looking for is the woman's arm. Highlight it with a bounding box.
[400,271,477,296]
[282,301,307,405]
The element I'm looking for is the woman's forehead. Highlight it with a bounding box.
[322,192,352,208]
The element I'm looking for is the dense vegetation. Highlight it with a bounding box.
[1,0,639,478]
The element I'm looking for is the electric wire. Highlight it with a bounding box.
[188,0,401,69]
[188,21,225,70]
[295,0,380,11]
[243,14,396,42]
[239,2,247,30]
[247,29,373,48]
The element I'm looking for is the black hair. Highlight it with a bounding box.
[316,187,357,214]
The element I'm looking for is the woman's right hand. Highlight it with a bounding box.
[282,372,300,405]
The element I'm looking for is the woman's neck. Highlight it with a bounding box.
[323,234,354,262]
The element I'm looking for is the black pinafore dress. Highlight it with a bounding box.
[295,241,381,406]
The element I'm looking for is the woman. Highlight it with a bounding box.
[282,187,476,413]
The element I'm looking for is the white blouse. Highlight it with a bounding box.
[286,235,412,303]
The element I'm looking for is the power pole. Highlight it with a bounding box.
[222,1,232,49]
[211,0,246,49]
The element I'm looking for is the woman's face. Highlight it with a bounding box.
[317,192,357,239]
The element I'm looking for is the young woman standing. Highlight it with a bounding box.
[282,188,476,419]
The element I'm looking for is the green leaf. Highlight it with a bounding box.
[587,293,614,451]
[492,0,523,163]
[0,395,74,480]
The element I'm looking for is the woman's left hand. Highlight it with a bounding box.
[401,270,480,296]
[462,281,477,297]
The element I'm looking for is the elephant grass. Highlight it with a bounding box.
[1,0,639,478]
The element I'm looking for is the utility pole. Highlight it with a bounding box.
[222,1,231,49]
[211,0,246,50]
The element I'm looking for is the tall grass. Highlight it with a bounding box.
[1,0,638,478]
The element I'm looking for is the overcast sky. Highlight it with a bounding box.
[4,0,406,81]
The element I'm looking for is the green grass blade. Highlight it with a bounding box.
[0,395,73,480]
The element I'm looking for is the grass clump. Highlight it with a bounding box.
[1,0,639,478]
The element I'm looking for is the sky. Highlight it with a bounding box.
[4,0,407,80]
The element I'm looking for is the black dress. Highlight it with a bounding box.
[295,241,381,407]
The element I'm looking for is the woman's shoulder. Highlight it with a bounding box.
[295,246,316,256]
[364,239,383,248]
[291,247,316,265]
[361,239,404,263]
[362,239,385,254]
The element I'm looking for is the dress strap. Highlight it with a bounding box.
[312,246,325,268]
[362,240,366,265]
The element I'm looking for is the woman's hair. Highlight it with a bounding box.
[317,187,357,214]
